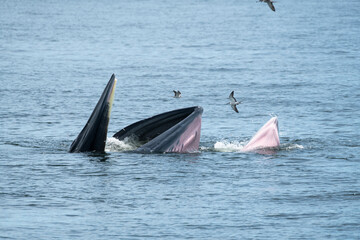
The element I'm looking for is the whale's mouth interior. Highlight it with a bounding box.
[113,107,196,146]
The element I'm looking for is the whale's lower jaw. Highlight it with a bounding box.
[114,106,203,153]
[164,115,202,153]
[241,117,280,152]
[136,112,202,153]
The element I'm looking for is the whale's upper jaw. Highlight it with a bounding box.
[69,74,117,153]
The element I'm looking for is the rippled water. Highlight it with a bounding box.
[1,0,360,239]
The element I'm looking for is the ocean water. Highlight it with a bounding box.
[1,0,360,239]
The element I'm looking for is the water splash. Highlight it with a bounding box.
[210,140,304,153]
[105,137,304,153]
[213,140,247,152]
[284,143,304,151]
[105,137,140,152]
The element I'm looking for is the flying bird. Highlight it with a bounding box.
[228,91,241,113]
[259,0,276,12]
[173,90,181,98]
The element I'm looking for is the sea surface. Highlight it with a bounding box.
[1,0,360,239]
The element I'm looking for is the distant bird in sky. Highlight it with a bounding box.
[228,91,241,113]
[173,90,181,98]
[259,0,276,12]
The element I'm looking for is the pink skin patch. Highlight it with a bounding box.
[241,117,280,152]
[166,115,202,153]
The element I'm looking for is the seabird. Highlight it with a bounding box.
[259,0,276,12]
[228,91,241,113]
[173,90,181,98]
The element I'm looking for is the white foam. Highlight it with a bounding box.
[105,137,139,152]
[212,141,304,153]
[284,144,304,150]
[213,140,247,152]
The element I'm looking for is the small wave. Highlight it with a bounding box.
[105,137,139,152]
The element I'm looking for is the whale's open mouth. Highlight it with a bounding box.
[69,74,203,153]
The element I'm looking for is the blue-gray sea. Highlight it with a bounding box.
[1,0,360,239]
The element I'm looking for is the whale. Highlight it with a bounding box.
[69,74,276,154]
[69,74,203,153]
[241,116,280,152]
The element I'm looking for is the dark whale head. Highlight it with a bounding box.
[69,74,117,153]
[113,106,203,153]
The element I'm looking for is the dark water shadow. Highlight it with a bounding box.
[85,152,111,162]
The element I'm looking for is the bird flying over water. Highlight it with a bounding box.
[259,0,276,12]
[173,90,181,98]
[228,91,241,113]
